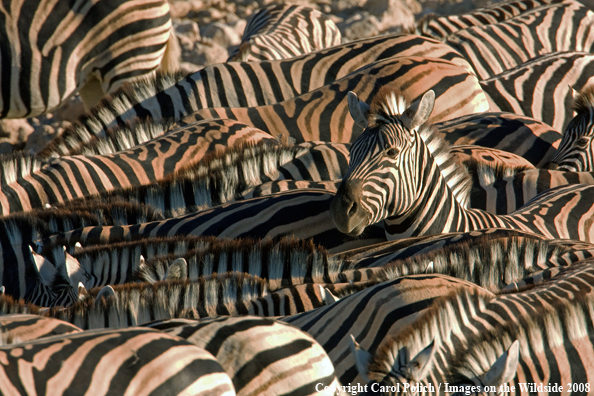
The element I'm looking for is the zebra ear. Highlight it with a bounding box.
[350,334,373,383]
[95,285,116,306]
[77,282,90,301]
[402,90,435,131]
[404,340,435,381]
[424,261,434,273]
[30,246,57,286]
[166,258,188,280]
[317,285,340,305]
[63,247,85,288]
[482,340,520,387]
[73,242,84,255]
[348,91,370,128]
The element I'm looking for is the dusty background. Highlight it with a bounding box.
[1,0,591,154]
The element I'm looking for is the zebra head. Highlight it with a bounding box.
[547,84,594,171]
[330,90,435,236]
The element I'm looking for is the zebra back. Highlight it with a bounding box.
[161,316,342,396]
[133,236,342,290]
[179,56,490,143]
[481,51,594,131]
[283,274,493,386]
[0,314,81,345]
[229,3,342,62]
[446,0,594,79]
[416,0,559,40]
[37,34,474,154]
[0,327,235,396]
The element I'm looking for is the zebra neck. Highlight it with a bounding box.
[383,151,508,239]
[383,160,469,239]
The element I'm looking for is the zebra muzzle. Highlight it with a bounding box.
[330,179,369,236]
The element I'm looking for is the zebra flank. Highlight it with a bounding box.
[1,119,276,215]
[548,84,594,171]
[0,314,81,345]
[228,3,341,62]
[160,316,342,396]
[37,34,472,157]
[417,0,559,40]
[0,327,235,396]
[432,112,561,167]
[44,189,388,254]
[446,0,594,80]
[481,51,594,131]
[467,163,594,214]
[179,56,489,143]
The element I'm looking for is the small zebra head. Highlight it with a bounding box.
[330,89,435,236]
[547,84,594,171]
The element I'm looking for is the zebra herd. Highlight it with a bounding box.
[1,0,594,394]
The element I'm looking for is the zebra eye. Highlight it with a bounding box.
[385,147,400,158]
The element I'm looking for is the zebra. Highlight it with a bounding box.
[64,233,340,290]
[282,274,494,386]
[350,262,594,394]
[174,56,489,143]
[432,112,562,167]
[417,0,562,40]
[480,51,594,132]
[153,316,345,396]
[0,202,164,306]
[43,188,387,254]
[132,236,341,290]
[0,119,276,215]
[0,0,178,118]
[444,0,594,80]
[53,141,347,219]
[335,229,594,291]
[330,88,594,242]
[466,163,594,214]
[37,33,476,156]
[0,326,235,396]
[46,271,346,329]
[0,314,81,344]
[547,83,594,171]
[228,3,342,62]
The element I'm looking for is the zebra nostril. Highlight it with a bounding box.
[347,200,358,217]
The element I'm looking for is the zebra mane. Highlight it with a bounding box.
[0,294,46,316]
[133,236,338,289]
[38,70,185,158]
[71,119,174,156]
[366,288,493,381]
[66,141,306,218]
[48,272,270,328]
[369,89,474,208]
[464,157,533,188]
[374,234,573,292]
[450,291,594,381]
[573,83,594,116]
[0,151,46,186]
